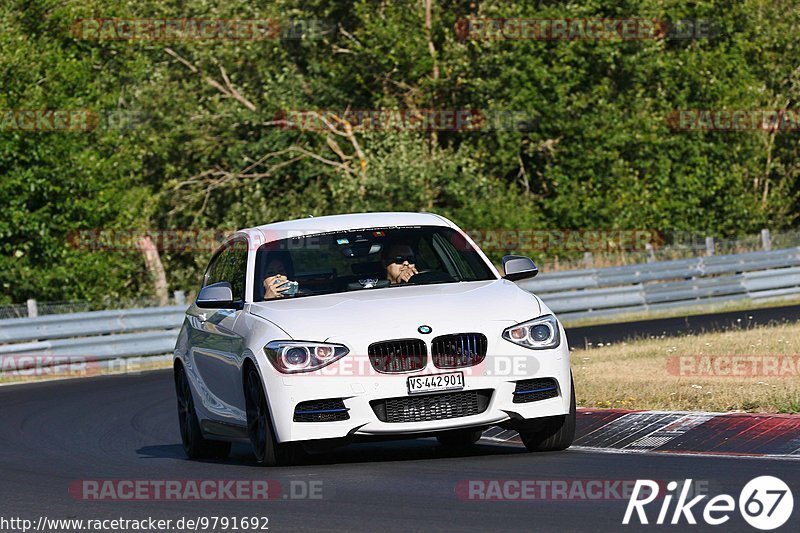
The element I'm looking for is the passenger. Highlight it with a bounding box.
[262,252,295,299]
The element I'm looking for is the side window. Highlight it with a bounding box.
[204,248,230,287]
[416,238,443,271]
[204,240,249,302]
[431,231,491,281]
[228,240,248,301]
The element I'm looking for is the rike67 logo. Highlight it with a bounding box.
[623,476,794,530]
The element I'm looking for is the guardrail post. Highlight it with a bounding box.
[26,299,38,318]
[173,290,186,306]
[705,236,715,256]
[761,229,772,251]
[583,252,594,268]
[645,243,656,263]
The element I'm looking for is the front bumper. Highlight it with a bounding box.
[260,339,572,443]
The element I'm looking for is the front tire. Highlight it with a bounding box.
[244,364,297,466]
[518,377,576,452]
[175,365,231,459]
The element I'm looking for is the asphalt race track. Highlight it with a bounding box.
[1,371,798,532]
[565,303,800,347]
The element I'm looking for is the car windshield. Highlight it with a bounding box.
[255,225,495,301]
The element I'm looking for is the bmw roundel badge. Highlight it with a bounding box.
[418,325,432,334]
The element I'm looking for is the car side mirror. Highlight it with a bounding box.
[196,281,239,309]
[502,255,539,281]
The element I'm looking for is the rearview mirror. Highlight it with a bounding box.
[341,242,382,258]
[196,281,239,309]
[502,255,539,281]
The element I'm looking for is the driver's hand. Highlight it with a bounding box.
[398,265,418,283]
[264,275,288,299]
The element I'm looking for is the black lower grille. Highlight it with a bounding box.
[368,338,427,373]
[293,398,350,422]
[371,390,492,423]
[431,333,487,368]
[512,378,559,403]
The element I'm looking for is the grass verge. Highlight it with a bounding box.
[572,321,800,413]
[0,357,172,386]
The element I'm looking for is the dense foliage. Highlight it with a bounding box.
[1,0,799,304]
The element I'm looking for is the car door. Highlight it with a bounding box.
[187,238,248,423]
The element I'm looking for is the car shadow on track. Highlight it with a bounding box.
[136,439,533,467]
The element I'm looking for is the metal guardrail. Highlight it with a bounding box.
[519,247,800,319]
[0,307,186,375]
[0,306,186,344]
[2,247,800,375]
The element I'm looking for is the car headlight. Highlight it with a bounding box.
[264,341,349,373]
[502,315,561,350]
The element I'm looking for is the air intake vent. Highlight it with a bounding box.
[293,398,350,422]
[431,333,488,368]
[512,378,559,403]
[371,390,492,423]
[368,339,427,373]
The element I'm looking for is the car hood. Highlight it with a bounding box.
[249,279,541,341]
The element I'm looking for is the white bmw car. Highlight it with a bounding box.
[174,212,574,465]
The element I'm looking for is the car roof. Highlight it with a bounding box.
[237,212,456,245]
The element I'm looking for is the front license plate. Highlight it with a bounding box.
[407,372,464,395]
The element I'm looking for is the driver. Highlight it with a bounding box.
[382,243,418,284]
